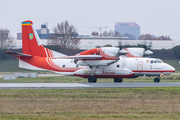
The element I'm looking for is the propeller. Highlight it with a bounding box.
[142,41,153,57]
[118,40,128,56]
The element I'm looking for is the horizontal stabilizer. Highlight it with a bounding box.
[4,51,32,58]
[53,55,102,60]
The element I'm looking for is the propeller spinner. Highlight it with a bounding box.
[118,41,128,56]
[142,42,153,57]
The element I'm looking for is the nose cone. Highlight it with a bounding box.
[168,65,175,72]
[164,64,175,75]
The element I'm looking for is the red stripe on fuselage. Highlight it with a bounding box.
[132,70,175,73]
[74,73,134,78]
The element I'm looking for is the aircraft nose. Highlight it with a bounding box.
[167,64,175,72]
[163,64,175,75]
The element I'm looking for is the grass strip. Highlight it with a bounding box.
[0,87,180,119]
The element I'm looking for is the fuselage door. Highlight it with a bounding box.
[137,61,143,72]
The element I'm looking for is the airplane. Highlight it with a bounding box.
[5,20,175,83]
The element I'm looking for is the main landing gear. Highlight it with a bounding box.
[88,66,98,83]
[154,77,160,83]
[88,76,97,83]
[114,78,123,83]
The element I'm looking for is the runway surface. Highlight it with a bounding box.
[0,82,180,89]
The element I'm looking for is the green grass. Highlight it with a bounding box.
[163,59,180,72]
[0,87,180,119]
[0,60,27,72]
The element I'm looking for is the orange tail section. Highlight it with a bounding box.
[22,20,47,57]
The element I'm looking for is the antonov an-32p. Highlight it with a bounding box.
[5,20,175,83]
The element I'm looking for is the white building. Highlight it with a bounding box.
[15,37,180,50]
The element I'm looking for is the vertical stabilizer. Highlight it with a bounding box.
[22,20,47,57]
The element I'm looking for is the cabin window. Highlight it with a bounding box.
[76,64,79,68]
[62,65,65,68]
[117,64,120,68]
[154,60,157,63]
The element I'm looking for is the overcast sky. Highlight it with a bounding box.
[0,0,180,40]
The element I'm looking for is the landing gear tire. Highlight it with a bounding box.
[114,78,123,83]
[154,77,160,83]
[88,76,97,83]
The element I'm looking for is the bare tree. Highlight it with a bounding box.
[108,30,114,37]
[156,35,171,40]
[0,28,16,49]
[91,31,99,36]
[102,30,115,37]
[48,21,80,49]
[138,34,172,40]
[115,31,121,37]
[102,31,108,37]
[138,34,155,40]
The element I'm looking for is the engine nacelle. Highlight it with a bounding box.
[77,47,123,66]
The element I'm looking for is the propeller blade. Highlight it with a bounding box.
[119,41,122,50]
[142,45,147,51]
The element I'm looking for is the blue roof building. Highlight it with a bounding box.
[115,22,140,39]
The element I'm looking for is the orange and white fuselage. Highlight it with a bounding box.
[5,20,175,79]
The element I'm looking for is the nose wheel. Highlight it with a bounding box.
[154,77,160,83]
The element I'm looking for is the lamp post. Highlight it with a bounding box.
[88,42,93,49]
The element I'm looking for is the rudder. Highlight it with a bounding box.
[22,20,47,57]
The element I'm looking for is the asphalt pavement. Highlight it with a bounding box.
[0,82,180,89]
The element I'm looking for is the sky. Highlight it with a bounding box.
[0,0,180,40]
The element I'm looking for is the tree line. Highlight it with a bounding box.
[91,30,171,40]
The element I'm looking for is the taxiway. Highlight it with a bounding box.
[0,82,180,89]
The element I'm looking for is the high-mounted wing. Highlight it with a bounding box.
[53,54,102,60]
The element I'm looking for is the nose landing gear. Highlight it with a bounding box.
[154,77,160,83]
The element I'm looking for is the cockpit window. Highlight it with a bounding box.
[157,59,163,63]
[150,59,164,64]
[150,60,154,64]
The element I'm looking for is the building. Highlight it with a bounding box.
[0,30,9,39]
[17,23,50,40]
[115,22,140,39]
[17,23,78,40]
